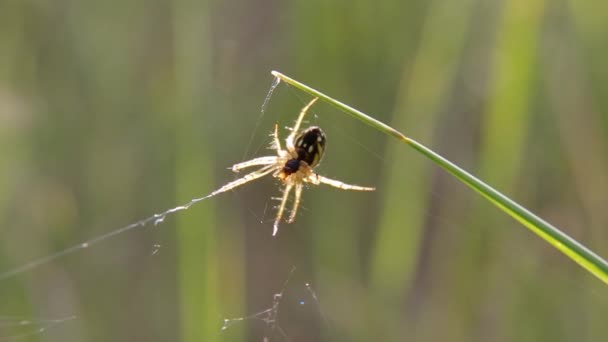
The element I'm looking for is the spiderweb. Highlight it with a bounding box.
[0,75,283,281]
[0,76,332,341]
[220,267,327,342]
[0,315,76,341]
[0,74,571,342]
[0,75,449,342]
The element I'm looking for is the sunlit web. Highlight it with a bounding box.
[220,267,326,342]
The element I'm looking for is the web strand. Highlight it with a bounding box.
[261,76,281,114]
[220,267,328,342]
[241,75,282,162]
[0,315,76,341]
[0,193,215,281]
[221,266,296,341]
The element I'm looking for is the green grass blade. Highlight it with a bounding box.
[271,70,608,285]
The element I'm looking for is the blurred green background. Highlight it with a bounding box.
[1,0,608,341]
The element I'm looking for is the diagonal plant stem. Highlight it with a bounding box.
[271,70,608,285]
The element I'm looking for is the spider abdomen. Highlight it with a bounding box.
[294,126,326,168]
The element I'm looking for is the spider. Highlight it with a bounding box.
[210,97,375,236]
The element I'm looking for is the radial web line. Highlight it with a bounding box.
[0,192,217,281]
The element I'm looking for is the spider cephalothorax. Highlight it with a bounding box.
[210,98,375,236]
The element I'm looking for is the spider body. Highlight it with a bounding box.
[282,158,301,176]
[294,126,326,168]
[280,126,326,179]
[210,97,375,236]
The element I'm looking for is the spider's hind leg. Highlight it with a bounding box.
[287,183,303,224]
[273,183,293,236]
[272,123,282,151]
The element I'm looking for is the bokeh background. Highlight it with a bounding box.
[1,0,608,341]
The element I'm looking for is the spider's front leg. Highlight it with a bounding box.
[286,97,318,151]
[211,165,277,197]
[231,156,278,173]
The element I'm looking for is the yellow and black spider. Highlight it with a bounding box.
[210,98,375,235]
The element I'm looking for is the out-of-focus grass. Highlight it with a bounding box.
[458,0,546,339]
[2,1,608,341]
[368,1,474,339]
[173,2,222,341]
[547,2,608,340]
[371,0,474,304]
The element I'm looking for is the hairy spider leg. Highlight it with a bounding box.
[211,165,277,197]
[231,156,278,172]
[273,183,294,236]
[287,183,304,224]
[307,174,376,191]
[286,97,319,151]
[272,123,283,151]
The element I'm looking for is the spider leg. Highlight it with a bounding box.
[273,183,293,236]
[308,174,375,191]
[211,165,277,196]
[286,97,319,150]
[231,156,278,172]
[272,123,282,151]
[287,183,303,224]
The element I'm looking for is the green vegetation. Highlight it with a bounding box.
[1,1,607,341]
[273,70,608,285]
